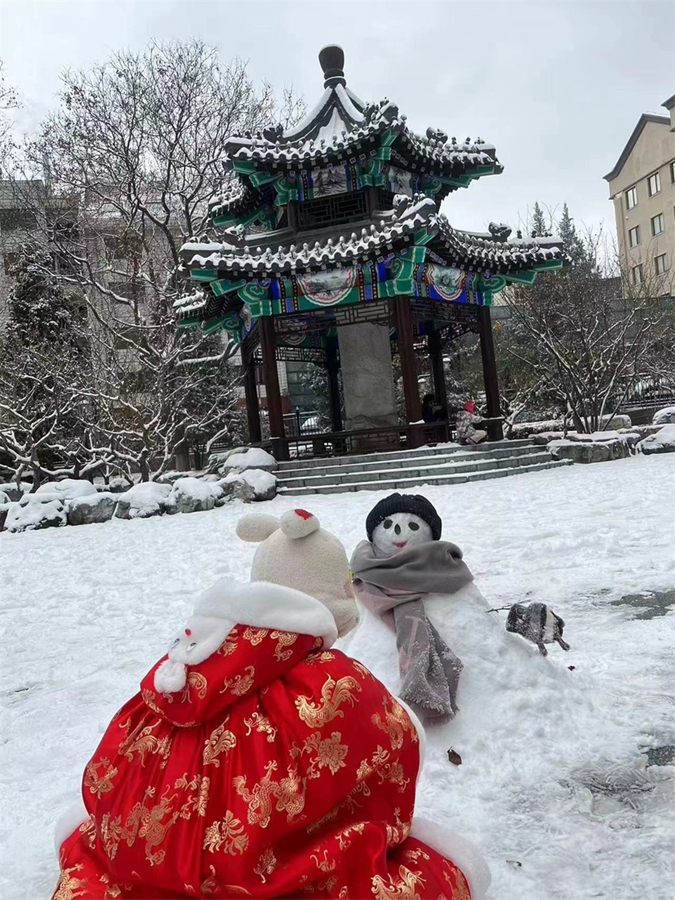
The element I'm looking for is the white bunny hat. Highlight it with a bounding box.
[236,508,360,639]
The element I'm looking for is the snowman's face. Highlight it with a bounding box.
[372,512,433,556]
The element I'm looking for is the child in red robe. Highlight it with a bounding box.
[53,509,489,899]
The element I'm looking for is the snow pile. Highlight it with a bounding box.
[35,479,98,502]
[216,446,277,473]
[512,414,632,437]
[4,496,67,532]
[0,481,31,502]
[221,468,277,502]
[168,476,224,513]
[638,424,675,455]
[652,406,675,426]
[2,455,674,899]
[115,482,172,519]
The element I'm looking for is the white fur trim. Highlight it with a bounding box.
[154,658,188,693]
[196,579,338,647]
[396,698,426,774]
[236,513,280,542]
[409,817,491,899]
[54,799,88,855]
[280,508,320,539]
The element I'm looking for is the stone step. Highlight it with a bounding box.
[277,449,556,489]
[277,458,573,496]
[277,443,543,482]
[275,438,534,471]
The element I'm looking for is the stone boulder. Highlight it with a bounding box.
[4,496,67,532]
[549,437,631,464]
[35,479,97,502]
[653,406,675,426]
[67,493,117,526]
[168,477,223,513]
[216,447,278,475]
[220,469,277,502]
[638,424,675,455]
[115,482,172,519]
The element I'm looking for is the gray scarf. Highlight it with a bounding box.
[350,540,474,723]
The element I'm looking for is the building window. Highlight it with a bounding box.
[625,186,638,209]
[651,213,665,236]
[631,264,643,285]
[671,161,675,184]
[648,172,661,196]
[628,225,640,247]
[654,253,668,275]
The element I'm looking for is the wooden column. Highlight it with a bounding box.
[258,316,288,460]
[428,326,448,415]
[477,304,503,441]
[242,346,261,443]
[325,333,343,433]
[394,295,422,428]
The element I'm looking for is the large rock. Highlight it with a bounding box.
[220,469,277,502]
[216,447,278,474]
[115,482,172,519]
[338,322,398,432]
[549,437,631,464]
[35,479,97,502]
[4,496,67,532]
[67,493,117,526]
[638,424,675,455]
[653,406,675,426]
[168,477,223,513]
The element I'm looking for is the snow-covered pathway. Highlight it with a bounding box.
[1,454,673,899]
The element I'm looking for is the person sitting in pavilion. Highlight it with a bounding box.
[422,393,445,423]
[456,399,487,445]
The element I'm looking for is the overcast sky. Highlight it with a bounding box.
[1,0,673,236]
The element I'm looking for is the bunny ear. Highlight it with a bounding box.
[236,513,280,543]
[280,508,320,539]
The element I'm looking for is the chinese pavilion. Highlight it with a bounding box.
[177,46,565,460]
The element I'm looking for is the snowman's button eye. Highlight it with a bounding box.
[187,641,197,651]
[409,522,419,531]
[171,638,180,648]
[383,519,392,529]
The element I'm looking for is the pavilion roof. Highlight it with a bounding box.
[178,194,564,293]
[222,46,501,186]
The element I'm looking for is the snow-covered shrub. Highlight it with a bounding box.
[638,424,675,455]
[67,493,117,526]
[115,482,172,519]
[0,482,31,503]
[5,496,68,532]
[216,446,277,474]
[168,477,224,514]
[652,406,675,426]
[220,469,277,502]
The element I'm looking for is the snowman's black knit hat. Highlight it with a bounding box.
[366,493,442,542]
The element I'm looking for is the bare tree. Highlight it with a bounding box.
[14,41,300,480]
[500,225,673,434]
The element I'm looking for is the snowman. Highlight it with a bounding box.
[343,493,573,730]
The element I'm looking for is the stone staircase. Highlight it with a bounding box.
[276,439,572,496]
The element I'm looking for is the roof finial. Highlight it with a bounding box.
[319,45,346,89]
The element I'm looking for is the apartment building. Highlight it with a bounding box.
[604,95,675,295]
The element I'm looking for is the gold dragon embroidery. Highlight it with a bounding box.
[53,865,87,900]
[200,864,251,896]
[270,630,298,661]
[372,698,418,750]
[221,665,256,697]
[119,722,172,768]
[233,760,305,827]
[295,675,362,727]
[203,721,237,767]
[183,671,208,701]
[243,627,268,646]
[371,866,425,900]
[443,868,471,900]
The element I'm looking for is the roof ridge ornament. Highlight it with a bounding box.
[319,45,346,89]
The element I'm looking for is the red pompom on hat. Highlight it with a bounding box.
[464,399,476,413]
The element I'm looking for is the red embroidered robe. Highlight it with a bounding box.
[54,624,472,899]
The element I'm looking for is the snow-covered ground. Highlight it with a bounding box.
[1,454,674,899]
